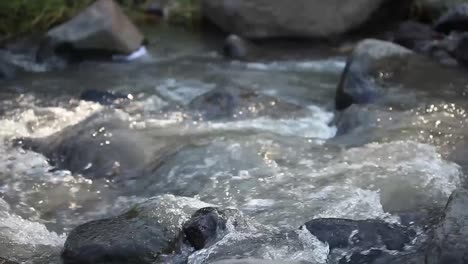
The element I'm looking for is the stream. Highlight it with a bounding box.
[0,27,465,263]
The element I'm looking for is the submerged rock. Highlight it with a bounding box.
[435,3,468,34]
[202,0,402,38]
[62,195,213,264]
[80,89,132,105]
[427,189,468,264]
[38,0,144,62]
[189,86,303,120]
[304,218,416,251]
[15,110,177,179]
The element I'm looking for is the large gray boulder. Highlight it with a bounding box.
[335,39,468,110]
[335,39,412,110]
[202,0,392,39]
[427,189,468,264]
[45,0,143,55]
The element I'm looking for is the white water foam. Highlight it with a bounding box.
[241,59,346,74]
[0,210,65,247]
[144,105,337,140]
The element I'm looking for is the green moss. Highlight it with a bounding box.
[167,0,201,28]
[0,1,94,41]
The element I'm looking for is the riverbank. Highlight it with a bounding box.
[0,0,201,44]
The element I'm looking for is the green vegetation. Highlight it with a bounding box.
[0,0,201,42]
[0,1,94,41]
[167,0,201,27]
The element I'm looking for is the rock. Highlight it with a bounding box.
[427,189,468,264]
[14,111,177,179]
[435,3,468,33]
[80,89,132,105]
[39,0,143,62]
[223,34,253,60]
[62,195,213,264]
[451,32,468,64]
[202,0,396,39]
[335,38,468,110]
[304,218,416,251]
[188,86,303,120]
[392,21,442,52]
[0,59,16,80]
[182,207,229,250]
[335,39,412,110]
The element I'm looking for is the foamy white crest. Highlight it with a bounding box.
[241,59,346,73]
[0,211,65,247]
[0,100,102,139]
[307,186,396,222]
[154,105,337,140]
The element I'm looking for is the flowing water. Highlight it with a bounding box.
[0,27,465,263]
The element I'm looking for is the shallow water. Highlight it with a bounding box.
[0,27,466,263]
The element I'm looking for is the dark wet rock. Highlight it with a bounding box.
[62,217,168,264]
[182,207,229,250]
[392,21,442,52]
[333,105,396,138]
[451,32,468,64]
[331,104,410,147]
[0,58,16,80]
[304,218,416,251]
[15,111,176,179]
[202,0,405,39]
[62,195,213,264]
[335,39,412,110]
[426,189,468,264]
[223,34,253,60]
[335,38,468,111]
[80,89,131,105]
[189,86,303,120]
[435,3,468,34]
[38,0,143,62]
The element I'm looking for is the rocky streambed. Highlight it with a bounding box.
[2,1,468,264]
